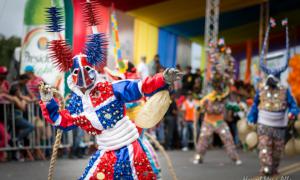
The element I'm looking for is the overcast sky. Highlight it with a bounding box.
[0,0,26,37]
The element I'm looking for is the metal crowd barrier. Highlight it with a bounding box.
[0,101,73,157]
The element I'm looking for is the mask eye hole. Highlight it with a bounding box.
[73,69,79,75]
[85,66,91,71]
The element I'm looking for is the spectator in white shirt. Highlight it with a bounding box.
[137,56,149,80]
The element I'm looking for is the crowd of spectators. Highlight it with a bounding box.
[1,64,75,161]
[137,55,255,152]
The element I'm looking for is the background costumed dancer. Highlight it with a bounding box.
[247,18,300,176]
[193,39,242,165]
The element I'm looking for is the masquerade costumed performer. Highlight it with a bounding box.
[247,18,299,176]
[40,1,181,179]
[193,39,242,165]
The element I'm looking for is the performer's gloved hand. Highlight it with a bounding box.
[249,123,257,130]
[39,83,53,102]
[247,121,256,129]
[288,113,296,121]
[163,68,182,85]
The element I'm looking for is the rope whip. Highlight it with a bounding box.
[144,132,178,180]
[46,88,64,180]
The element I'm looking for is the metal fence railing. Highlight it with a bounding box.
[0,101,73,159]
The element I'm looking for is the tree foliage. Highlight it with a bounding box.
[0,34,21,67]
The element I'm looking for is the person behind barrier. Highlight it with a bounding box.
[0,66,10,96]
[10,74,32,102]
[24,65,44,100]
[9,80,34,147]
[24,66,49,147]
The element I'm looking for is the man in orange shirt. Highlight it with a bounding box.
[181,91,197,151]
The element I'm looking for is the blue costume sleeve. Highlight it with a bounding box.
[286,88,300,116]
[247,90,260,124]
[112,80,143,103]
[40,98,77,131]
[45,98,60,122]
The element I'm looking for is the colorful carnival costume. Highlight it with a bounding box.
[247,18,299,176]
[40,2,180,179]
[104,61,161,177]
[193,39,241,165]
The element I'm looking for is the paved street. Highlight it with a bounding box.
[0,149,299,180]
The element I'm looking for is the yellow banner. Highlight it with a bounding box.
[133,19,158,65]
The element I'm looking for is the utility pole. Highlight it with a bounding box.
[203,0,220,93]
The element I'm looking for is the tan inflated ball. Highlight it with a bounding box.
[237,119,250,134]
[237,119,252,143]
[245,132,258,149]
[294,138,300,154]
[285,138,296,156]
[294,120,300,133]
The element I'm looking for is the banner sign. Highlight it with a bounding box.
[20,0,64,89]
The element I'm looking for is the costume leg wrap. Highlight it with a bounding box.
[196,121,214,156]
[216,121,239,161]
[272,138,284,174]
[258,124,274,175]
[271,126,285,174]
[257,124,286,175]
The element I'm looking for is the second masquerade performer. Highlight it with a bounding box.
[247,18,299,176]
[193,39,242,165]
